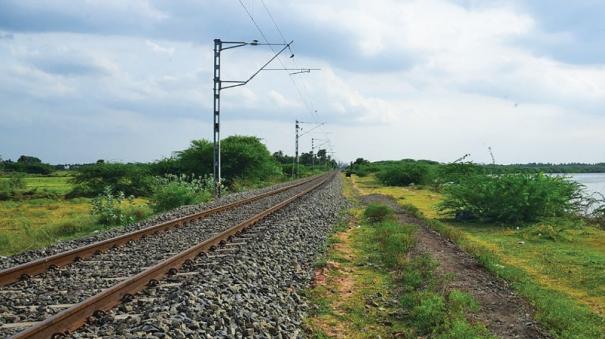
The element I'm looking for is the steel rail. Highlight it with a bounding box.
[0,174,323,286]
[12,172,334,339]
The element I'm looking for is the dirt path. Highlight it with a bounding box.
[360,194,550,339]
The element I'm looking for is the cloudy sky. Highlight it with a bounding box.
[1,0,604,165]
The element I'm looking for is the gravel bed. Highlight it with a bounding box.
[0,177,314,270]
[72,174,345,338]
[0,177,328,337]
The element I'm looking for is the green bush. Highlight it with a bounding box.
[2,159,55,174]
[376,162,432,186]
[438,173,583,223]
[150,175,214,212]
[373,221,415,269]
[70,163,153,197]
[435,162,482,187]
[0,175,27,200]
[412,292,447,332]
[363,203,393,223]
[90,186,138,226]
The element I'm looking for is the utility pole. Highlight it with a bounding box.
[295,120,300,177]
[311,138,315,169]
[294,121,325,176]
[311,137,329,170]
[212,38,313,196]
[213,39,221,196]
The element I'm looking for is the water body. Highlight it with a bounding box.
[564,173,605,198]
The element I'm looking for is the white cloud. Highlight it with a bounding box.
[145,40,175,55]
[1,0,605,164]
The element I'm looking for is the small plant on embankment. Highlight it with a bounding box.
[306,201,490,338]
[363,203,393,223]
[438,173,583,223]
[366,205,490,338]
[149,174,215,212]
[91,186,148,226]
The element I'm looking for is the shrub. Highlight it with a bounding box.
[353,166,368,177]
[584,193,605,229]
[0,174,27,200]
[2,160,54,174]
[438,173,583,223]
[70,163,153,197]
[90,186,137,226]
[435,162,482,187]
[363,203,393,223]
[150,175,214,212]
[376,162,432,186]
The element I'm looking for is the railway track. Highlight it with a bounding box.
[0,173,334,338]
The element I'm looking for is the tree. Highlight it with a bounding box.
[176,139,214,176]
[272,151,293,164]
[354,157,370,166]
[176,136,281,184]
[70,163,153,197]
[299,152,313,166]
[317,149,327,161]
[17,155,42,164]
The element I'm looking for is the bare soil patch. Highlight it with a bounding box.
[360,194,551,339]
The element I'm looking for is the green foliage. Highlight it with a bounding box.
[149,174,214,212]
[376,162,433,186]
[70,162,153,197]
[422,218,605,338]
[1,160,55,174]
[585,193,605,229]
[411,291,446,332]
[363,203,393,223]
[435,162,482,187]
[90,186,139,226]
[150,157,183,176]
[177,136,282,185]
[362,214,487,338]
[399,256,491,338]
[0,174,26,200]
[438,173,583,223]
[485,162,605,174]
[372,221,415,269]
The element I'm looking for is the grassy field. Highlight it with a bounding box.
[0,172,74,195]
[0,174,151,256]
[351,174,605,337]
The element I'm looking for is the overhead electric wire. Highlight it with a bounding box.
[259,0,322,122]
[237,0,322,123]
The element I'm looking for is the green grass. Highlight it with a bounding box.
[0,173,75,196]
[0,198,152,256]
[305,193,489,338]
[0,172,153,255]
[350,174,605,338]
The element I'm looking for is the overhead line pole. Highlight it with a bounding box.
[294,121,325,177]
[311,137,328,170]
[212,39,294,197]
[295,120,299,178]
